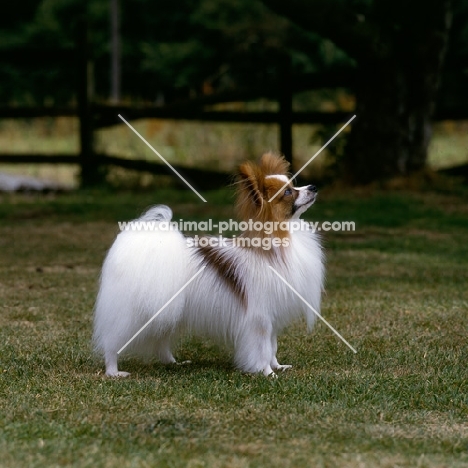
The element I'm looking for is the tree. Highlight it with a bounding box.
[262,0,453,183]
[109,0,121,103]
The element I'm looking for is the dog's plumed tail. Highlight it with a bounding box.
[137,205,173,222]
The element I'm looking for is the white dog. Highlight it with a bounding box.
[93,153,324,377]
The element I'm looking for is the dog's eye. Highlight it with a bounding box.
[284,189,292,196]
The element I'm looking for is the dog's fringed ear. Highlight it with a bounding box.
[259,152,290,176]
[237,161,263,207]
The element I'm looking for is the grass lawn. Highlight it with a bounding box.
[0,186,467,467]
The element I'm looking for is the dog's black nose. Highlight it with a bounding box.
[308,185,317,193]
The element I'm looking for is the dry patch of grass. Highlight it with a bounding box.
[1,117,467,189]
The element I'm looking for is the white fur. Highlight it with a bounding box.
[293,185,317,218]
[265,174,290,184]
[93,205,324,377]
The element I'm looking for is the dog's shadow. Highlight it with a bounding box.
[114,357,234,378]
[115,339,235,378]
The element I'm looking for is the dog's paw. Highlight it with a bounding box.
[268,371,278,379]
[106,371,130,378]
[275,364,292,372]
[176,360,192,366]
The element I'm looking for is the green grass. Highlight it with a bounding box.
[0,187,467,467]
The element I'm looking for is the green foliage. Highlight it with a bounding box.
[2,0,466,117]
[1,0,468,108]
[0,0,347,104]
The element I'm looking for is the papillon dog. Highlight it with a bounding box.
[93,153,324,377]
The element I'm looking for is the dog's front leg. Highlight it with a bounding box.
[270,333,292,373]
[234,320,277,377]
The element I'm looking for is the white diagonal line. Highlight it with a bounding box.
[269,114,356,202]
[118,114,207,203]
[268,266,357,353]
[117,266,206,354]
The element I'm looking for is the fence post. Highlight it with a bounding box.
[278,54,293,165]
[77,20,100,186]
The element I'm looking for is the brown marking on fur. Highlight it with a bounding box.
[197,241,247,308]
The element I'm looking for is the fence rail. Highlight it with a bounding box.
[0,22,467,187]
[0,153,232,188]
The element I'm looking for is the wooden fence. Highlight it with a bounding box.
[0,24,465,188]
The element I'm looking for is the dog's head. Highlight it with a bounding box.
[236,152,317,224]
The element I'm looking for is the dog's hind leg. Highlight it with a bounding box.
[105,350,130,377]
